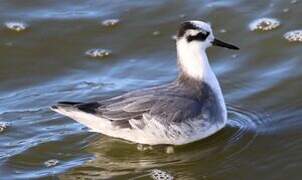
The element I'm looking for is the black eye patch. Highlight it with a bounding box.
[187,31,210,42]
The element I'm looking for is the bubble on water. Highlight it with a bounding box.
[171,35,177,40]
[137,144,143,151]
[152,30,161,36]
[44,159,59,167]
[232,54,238,58]
[5,42,13,47]
[129,59,137,63]
[101,19,120,27]
[219,29,227,33]
[137,144,153,151]
[249,18,280,31]
[291,0,298,4]
[85,48,111,58]
[165,146,174,154]
[0,122,8,133]
[283,8,290,13]
[4,22,28,32]
[150,169,174,180]
[284,30,302,42]
[179,14,186,18]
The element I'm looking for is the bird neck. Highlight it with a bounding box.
[176,41,213,82]
[176,40,223,99]
[176,40,227,122]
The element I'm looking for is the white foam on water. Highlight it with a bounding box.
[150,169,174,180]
[284,30,302,42]
[283,8,290,13]
[85,48,111,58]
[249,18,280,31]
[291,0,298,4]
[101,19,120,27]
[0,122,8,133]
[5,22,28,32]
[219,29,227,33]
[136,144,153,151]
[44,159,60,167]
[179,14,186,18]
[171,35,177,40]
[152,30,161,36]
[165,146,174,154]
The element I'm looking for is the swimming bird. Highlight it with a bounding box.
[51,20,239,145]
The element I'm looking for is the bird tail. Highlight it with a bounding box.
[50,101,106,132]
[50,101,82,112]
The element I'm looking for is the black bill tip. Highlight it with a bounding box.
[212,38,239,50]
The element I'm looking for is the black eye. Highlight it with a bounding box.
[187,31,210,42]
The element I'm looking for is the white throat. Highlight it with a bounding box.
[177,39,213,81]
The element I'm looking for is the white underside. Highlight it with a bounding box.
[52,107,226,145]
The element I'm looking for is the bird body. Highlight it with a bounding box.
[51,20,239,145]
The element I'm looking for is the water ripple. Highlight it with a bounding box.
[222,105,262,158]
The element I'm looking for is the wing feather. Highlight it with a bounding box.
[75,83,207,128]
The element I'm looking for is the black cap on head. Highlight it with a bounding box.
[177,21,199,38]
[177,21,240,50]
[177,21,211,42]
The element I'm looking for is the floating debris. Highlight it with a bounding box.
[5,22,28,32]
[44,159,59,167]
[284,30,302,42]
[249,18,280,31]
[150,169,174,180]
[152,31,161,36]
[0,122,8,133]
[101,19,120,27]
[85,48,111,58]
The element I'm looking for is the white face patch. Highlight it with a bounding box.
[179,21,214,45]
[191,21,212,32]
[185,29,200,37]
[185,28,208,36]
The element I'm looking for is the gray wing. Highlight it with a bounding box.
[76,85,205,129]
[100,94,202,121]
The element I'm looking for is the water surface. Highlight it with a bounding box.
[1,0,302,179]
